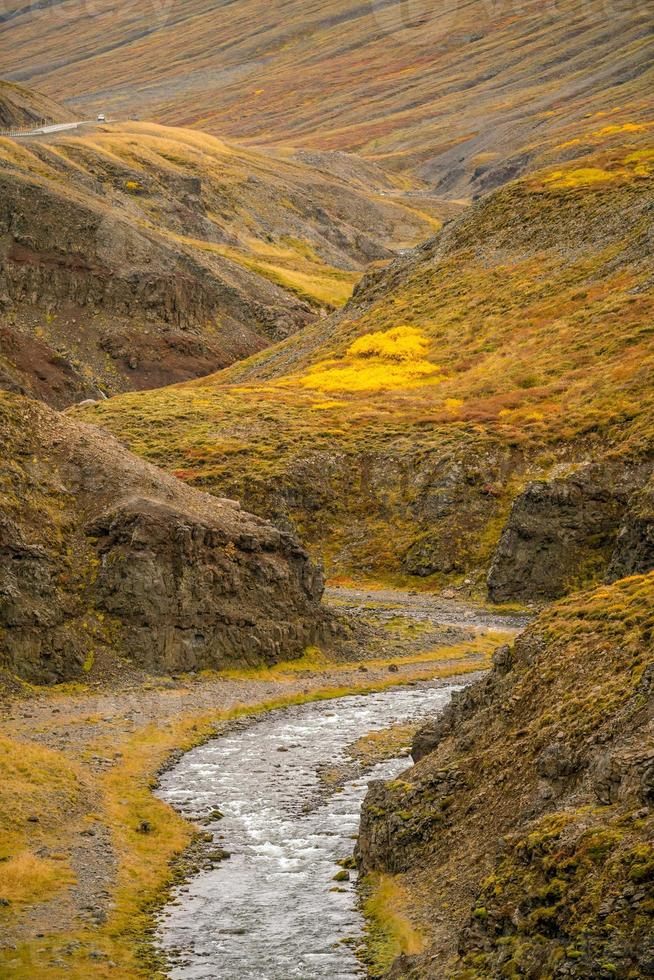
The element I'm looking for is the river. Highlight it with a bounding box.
[156,678,464,979]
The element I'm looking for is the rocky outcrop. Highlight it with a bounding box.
[607,477,654,582]
[0,175,312,335]
[0,171,315,404]
[85,496,325,674]
[357,574,654,978]
[0,393,331,683]
[401,446,515,578]
[487,463,653,603]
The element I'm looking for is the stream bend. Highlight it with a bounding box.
[157,681,463,979]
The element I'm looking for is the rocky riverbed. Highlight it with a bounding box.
[0,588,523,977]
[156,681,464,979]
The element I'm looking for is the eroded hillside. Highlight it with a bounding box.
[2,0,652,194]
[77,128,654,599]
[358,571,654,978]
[0,391,331,685]
[0,79,76,130]
[0,119,439,405]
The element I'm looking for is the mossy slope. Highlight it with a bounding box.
[357,572,654,978]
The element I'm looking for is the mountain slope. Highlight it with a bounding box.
[2,0,652,193]
[358,571,654,978]
[76,128,654,597]
[0,119,439,406]
[0,79,76,130]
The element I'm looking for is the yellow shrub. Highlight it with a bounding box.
[300,358,439,392]
[295,326,439,392]
[348,325,428,362]
[593,122,648,137]
[545,167,615,189]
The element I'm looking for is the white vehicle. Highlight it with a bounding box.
[97,113,106,122]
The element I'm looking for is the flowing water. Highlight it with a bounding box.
[157,680,464,980]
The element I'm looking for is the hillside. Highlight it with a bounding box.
[358,571,654,978]
[0,119,439,406]
[0,79,76,131]
[76,125,654,599]
[2,0,652,194]
[0,391,330,685]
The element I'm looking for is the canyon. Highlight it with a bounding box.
[0,3,653,978]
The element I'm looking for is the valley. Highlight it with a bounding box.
[1,0,652,194]
[0,4,653,979]
[75,123,654,595]
[0,103,441,406]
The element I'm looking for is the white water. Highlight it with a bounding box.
[157,681,461,979]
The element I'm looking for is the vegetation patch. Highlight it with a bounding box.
[360,872,425,977]
[294,325,440,392]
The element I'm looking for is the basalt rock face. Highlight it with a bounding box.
[357,574,654,978]
[0,173,310,335]
[607,477,654,583]
[487,463,653,603]
[86,497,325,675]
[0,393,330,683]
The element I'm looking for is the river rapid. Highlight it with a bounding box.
[156,679,463,979]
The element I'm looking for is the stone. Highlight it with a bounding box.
[606,477,654,581]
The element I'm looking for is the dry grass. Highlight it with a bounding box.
[361,872,425,976]
[0,852,74,908]
[219,633,507,680]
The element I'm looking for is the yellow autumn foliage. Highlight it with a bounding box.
[545,167,616,189]
[347,325,429,361]
[296,326,440,392]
